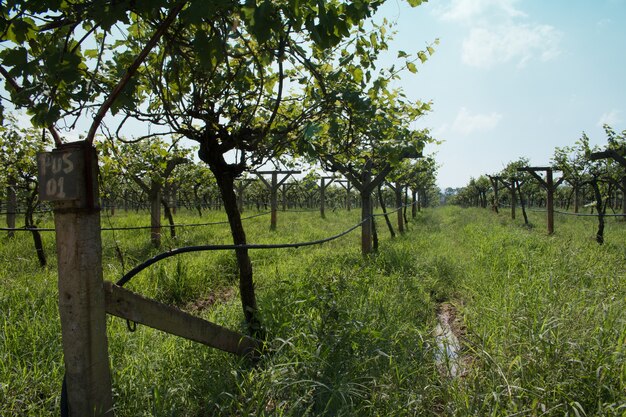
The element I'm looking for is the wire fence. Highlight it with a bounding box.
[529,208,626,217]
[116,203,412,286]
[0,201,416,233]
[0,211,272,233]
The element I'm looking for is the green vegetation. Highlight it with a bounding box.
[1,207,625,416]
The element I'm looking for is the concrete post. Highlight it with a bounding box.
[38,142,113,416]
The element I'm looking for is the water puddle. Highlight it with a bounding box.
[434,303,464,378]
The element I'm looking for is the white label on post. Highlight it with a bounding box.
[37,150,82,201]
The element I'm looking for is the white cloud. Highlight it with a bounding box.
[437,0,525,23]
[462,24,562,69]
[597,110,622,127]
[435,0,562,69]
[451,107,502,135]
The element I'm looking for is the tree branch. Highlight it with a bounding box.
[86,1,186,144]
[0,66,63,146]
[589,149,626,168]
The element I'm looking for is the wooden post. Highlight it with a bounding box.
[546,169,555,234]
[320,176,334,219]
[38,142,113,417]
[336,180,352,211]
[255,170,300,230]
[269,172,277,229]
[518,167,564,234]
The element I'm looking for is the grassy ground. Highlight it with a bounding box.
[0,206,624,416]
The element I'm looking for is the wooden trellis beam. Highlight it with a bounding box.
[518,167,564,234]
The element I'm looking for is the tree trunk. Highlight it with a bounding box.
[25,191,46,267]
[411,190,417,218]
[193,185,203,217]
[201,145,261,337]
[361,192,373,255]
[417,189,422,212]
[516,180,528,225]
[622,177,626,220]
[216,171,261,336]
[162,199,176,239]
[510,186,516,220]
[591,179,605,244]
[372,206,378,252]
[377,184,395,238]
[403,186,409,226]
[395,182,404,233]
[6,176,16,238]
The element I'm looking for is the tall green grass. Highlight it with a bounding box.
[1,206,624,415]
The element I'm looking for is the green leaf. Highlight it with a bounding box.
[1,47,28,68]
[406,62,417,73]
[6,18,37,44]
[84,49,99,59]
[397,50,409,58]
[303,123,322,140]
[352,67,363,83]
[407,0,425,7]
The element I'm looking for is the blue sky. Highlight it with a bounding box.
[374,0,626,189]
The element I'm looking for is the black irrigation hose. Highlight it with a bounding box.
[116,218,368,287]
